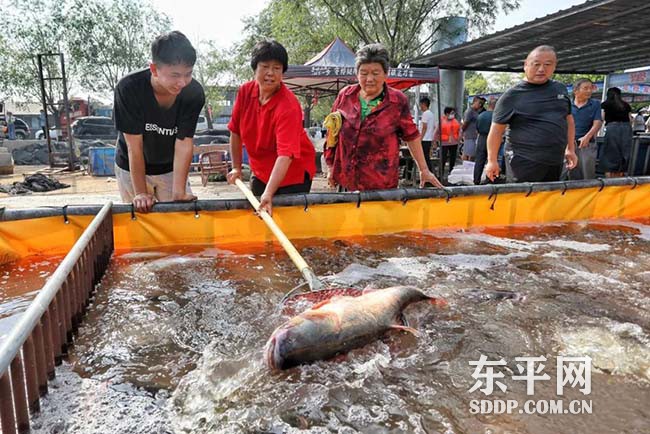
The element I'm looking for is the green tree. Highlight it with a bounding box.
[553,73,604,89]
[64,0,172,92]
[464,71,489,96]
[0,0,69,121]
[233,0,362,81]
[487,72,521,92]
[194,41,240,128]
[311,0,519,64]
[0,0,172,107]
[236,0,520,81]
[0,0,66,100]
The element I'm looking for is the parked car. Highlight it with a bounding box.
[0,116,30,139]
[70,116,117,139]
[196,115,208,131]
[195,115,231,132]
[35,127,62,140]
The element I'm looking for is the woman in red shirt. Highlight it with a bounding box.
[227,40,316,214]
[324,43,442,191]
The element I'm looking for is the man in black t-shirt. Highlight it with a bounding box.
[485,46,577,183]
[114,31,205,212]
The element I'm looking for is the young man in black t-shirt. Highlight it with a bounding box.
[114,31,205,212]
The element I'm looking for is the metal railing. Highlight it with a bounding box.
[0,202,114,434]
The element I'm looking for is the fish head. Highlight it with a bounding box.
[383,285,431,305]
[265,327,289,371]
[265,314,337,371]
[264,317,311,371]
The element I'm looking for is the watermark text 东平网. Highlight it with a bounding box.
[468,355,593,415]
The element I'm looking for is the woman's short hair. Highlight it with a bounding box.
[355,43,390,74]
[151,31,196,66]
[251,39,288,73]
[443,106,455,115]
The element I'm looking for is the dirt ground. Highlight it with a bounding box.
[0,165,331,209]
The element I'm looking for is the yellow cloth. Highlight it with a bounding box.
[323,111,342,148]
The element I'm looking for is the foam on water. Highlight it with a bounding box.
[558,319,650,381]
[143,255,211,271]
[428,252,529,270]
[196,247,235,257]
[610,220,650,241]
[444,231,538,251]
[29,362,170,434]
[117,251,168,260]
[10,219,650,434]
[556,263,625,286]
[542,239,611,252]
[329,252,529,286]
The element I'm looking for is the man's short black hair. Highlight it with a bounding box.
[151,31,196,66]
[250,39,289,73]
[419,96,431,107]
[443,106,455,115]
[471,97,485,107]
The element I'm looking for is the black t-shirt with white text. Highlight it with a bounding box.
[493,80,571,166]
[113,68,205,175]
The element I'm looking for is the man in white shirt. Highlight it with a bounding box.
[419,96,435,171]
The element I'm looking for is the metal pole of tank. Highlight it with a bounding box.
[431,16,468,180]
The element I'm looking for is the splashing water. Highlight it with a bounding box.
[0,219,648,433]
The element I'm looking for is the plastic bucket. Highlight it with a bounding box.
[88,147,115,176]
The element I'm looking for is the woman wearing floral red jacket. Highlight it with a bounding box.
[324,43,442,191]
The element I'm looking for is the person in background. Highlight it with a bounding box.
[419,96,435,171]
[601,87,632,178]
[632,110,645,134]
[474,97,496,185]
[227,39,315,215]
[432,106,461,180]
[6,112,16,140]
[564,78,602,180]
[113,30,205,213]
[325,43,441,191]
[485,45,577,183]
[39,109,47,137]
[461,97,484,161]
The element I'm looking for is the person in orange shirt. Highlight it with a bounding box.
[432,107,461,179]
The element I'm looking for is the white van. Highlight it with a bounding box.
[196,115,208,131]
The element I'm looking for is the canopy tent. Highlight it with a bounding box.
[283,37,440,98]
[409,0,650,74]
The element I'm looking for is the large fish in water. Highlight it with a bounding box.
[265,286,441,370]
